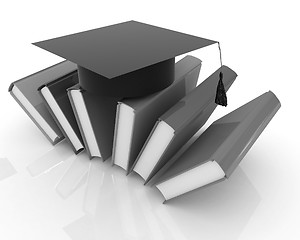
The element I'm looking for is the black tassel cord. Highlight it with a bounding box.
[215,42,227,107]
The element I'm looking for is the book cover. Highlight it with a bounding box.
[9,60,77,144]
[68,85,121,160]
[153,91,281,201]
[112,55,201,172]
[132,66,237,183]
[39,71,84,154]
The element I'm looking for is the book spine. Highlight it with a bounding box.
[8,82,14,92]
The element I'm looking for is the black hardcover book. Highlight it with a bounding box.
[132,66,238,183]
[9,60,77,144]
[39,71,84,154]
[68,85,120,160]
[112,56,201,173]
[151,91,281,202]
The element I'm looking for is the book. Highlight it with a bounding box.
[112,55,202,173]
[8,60,77,145]
[152,91,281,202]
[132,66,238,183]
[33,21,217,98]
[39,71,84,154]
[68,85,121,160]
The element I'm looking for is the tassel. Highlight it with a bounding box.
[215,42,227,106]
[215,71,227,106]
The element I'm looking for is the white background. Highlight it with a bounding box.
[0,0,299,239]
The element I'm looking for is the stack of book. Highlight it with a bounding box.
[9,21,281,202]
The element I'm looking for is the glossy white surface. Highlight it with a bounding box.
[0,136,261,240]
[1,1,299,239]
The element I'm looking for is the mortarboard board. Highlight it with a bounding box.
[33,21,217,97]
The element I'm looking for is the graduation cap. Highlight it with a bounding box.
[33,21,217,97]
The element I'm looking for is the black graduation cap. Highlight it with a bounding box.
[33,20,217,97]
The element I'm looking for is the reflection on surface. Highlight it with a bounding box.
[27,140,74,177]
[25,137,260,240]
[163,167,261,240]
[114,169,144,239]
[63,157,261,240]
[134,182,188,240]
[26,140,91,199]
[0,157,17,181]
[55,153,90,199]
[83,158,105,215]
